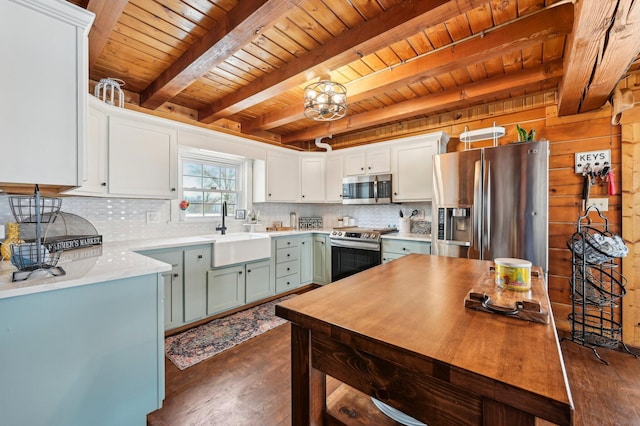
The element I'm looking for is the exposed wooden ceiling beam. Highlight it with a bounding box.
[86,0,129,68]
[281,60,564,144]
[140,0,302,110]
[558,0,640,116]
[242,3,573,134]
[198,0,486,124]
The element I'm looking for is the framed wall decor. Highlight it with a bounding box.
[235,209,246,220]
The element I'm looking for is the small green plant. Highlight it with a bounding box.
[516,124,536,142]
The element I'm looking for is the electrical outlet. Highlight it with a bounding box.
[146,211,161,224]
[587,198,608,212]
[0,224,5,240]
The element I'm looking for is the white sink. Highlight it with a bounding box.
[209,233,271,267]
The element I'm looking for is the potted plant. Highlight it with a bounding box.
[516,124,536,142]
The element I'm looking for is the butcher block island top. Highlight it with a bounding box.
[276,254,573,426]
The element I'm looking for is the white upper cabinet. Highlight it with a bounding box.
[325,152,344,203]
[253,150,300,202]
[391,133,449,202]
[66,98,108,196]
[0,0,93,191]
[344,148,390,176]
[300,155,325,203]
[108,114,178,199]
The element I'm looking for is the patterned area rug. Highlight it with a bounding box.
[165,295,295,370]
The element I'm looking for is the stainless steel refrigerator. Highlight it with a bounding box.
[432,140,549,274]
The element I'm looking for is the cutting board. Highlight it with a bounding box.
[464,266,549,324]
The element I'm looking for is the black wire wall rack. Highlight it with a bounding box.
[564,206,637,364]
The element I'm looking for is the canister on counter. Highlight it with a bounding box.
[494,258,532,291]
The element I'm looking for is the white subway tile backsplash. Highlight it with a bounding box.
[0,194,431,242]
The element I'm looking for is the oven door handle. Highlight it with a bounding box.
[330,239,381,251]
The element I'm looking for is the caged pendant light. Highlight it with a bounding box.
[303,77,347,121]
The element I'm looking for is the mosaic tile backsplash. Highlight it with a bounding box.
[0,194,431,243]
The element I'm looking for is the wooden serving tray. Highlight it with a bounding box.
[464,267,549,324]
[265,226,294,231]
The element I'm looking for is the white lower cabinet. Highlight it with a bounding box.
[382,239,431,263]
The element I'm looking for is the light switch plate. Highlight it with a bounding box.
[0,224,5,240]
[587,198,609,212]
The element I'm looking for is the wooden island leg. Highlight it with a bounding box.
[291,323,326,426]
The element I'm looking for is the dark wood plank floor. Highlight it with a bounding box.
[147,324,640,426]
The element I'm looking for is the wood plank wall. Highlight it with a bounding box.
[621,104,640,346]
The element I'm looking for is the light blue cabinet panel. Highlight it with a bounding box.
[382,239,431,263]
[245,259,274,303]
[183,245,211,322]
[312,235,330,284]
[143,249,183,329]
[207,264,245,315]
[276,272,301,293]
[0,274,163,426]
[300,236,313,285]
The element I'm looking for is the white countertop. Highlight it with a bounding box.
[0,230,431,300]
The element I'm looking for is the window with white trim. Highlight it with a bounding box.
[181,156,242,218]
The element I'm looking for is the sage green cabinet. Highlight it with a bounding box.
[300,236,313,285]
[382,239,431,263]
[274,236,301,293]
[183,245,211,322]
[207,264,245,315]
[144,249,183,330]
[141,244,210,328]
[245,259,274,303]
[207,258,274,312]
[312,235,330,285]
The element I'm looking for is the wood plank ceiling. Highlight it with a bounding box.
[68,0,640,151]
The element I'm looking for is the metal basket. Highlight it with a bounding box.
[10,242,62,271]
[9,195,62,224]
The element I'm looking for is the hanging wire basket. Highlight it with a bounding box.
[9,195,62,224]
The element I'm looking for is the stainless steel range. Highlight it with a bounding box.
[330,227,396,281]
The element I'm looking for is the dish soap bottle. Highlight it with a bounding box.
[1,222,24,261]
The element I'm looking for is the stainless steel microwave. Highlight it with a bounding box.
[342,174,392,204]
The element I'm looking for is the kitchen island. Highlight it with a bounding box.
[276,254,573,425]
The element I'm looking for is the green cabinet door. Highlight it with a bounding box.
[300,236,313,285]
[312,235,330,284]
[140,248,184,330]
[183,245,211,322]
[207,264,245,315]
[245,259,274,303]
